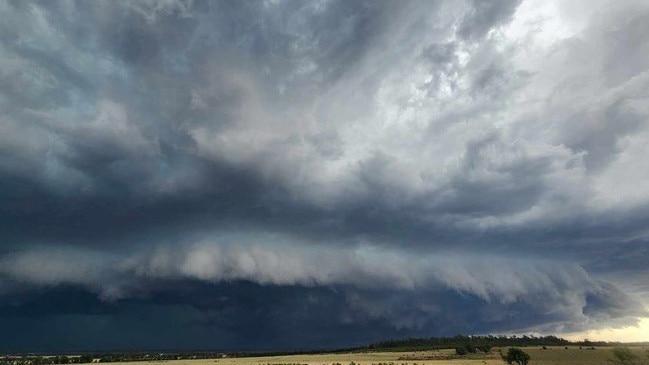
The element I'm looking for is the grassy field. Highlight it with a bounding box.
[112,347,649,365]
[517,346,648,365]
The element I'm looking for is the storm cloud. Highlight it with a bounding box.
[1,0,649,350]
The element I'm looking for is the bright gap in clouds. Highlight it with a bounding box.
[562,316,649,342]
[503,0,579,47]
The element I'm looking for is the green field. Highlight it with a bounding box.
[110,347,649,365]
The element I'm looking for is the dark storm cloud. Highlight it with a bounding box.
[1,0,649,350]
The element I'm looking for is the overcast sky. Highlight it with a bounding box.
[1,0,649,351]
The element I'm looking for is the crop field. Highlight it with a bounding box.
[111,346,649,365]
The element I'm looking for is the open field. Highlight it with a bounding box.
[110,347,649,365]
[516,346,648,365]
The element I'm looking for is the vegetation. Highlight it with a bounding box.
[609,347,649,365]
[504,348,531,365]
[455,343,492,356]
[369,335,568,352]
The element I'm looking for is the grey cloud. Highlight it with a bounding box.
[599,8,649,87]
[458,0,522,40]
[1,242,646,332]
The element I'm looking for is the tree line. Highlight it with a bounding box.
[368,335,583,351]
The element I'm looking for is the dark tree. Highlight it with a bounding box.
[478,345,492,353]
[505,348,531,365]
[78,356,93,364]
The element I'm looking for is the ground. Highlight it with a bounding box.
[109,346,649,365]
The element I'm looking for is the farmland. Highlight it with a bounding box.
[104,347,648,365]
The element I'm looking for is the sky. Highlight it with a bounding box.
[1,0,649,352]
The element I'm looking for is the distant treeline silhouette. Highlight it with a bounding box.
[367,335,600,351]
